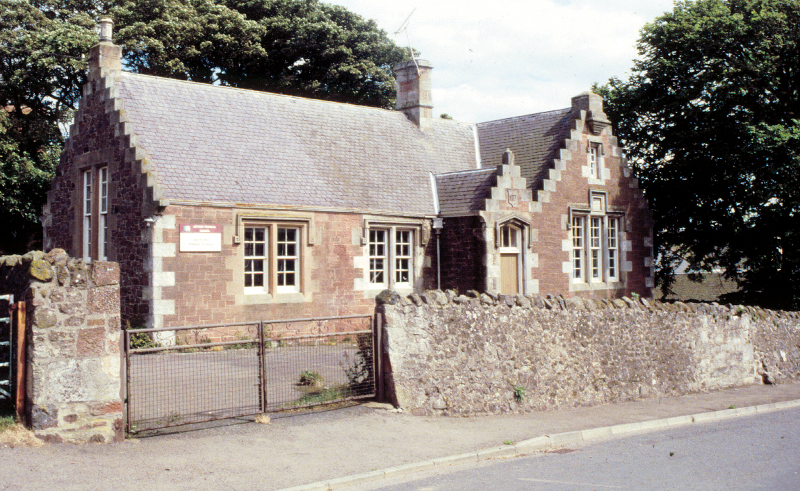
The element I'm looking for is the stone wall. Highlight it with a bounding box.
[378,290,800,416]
[439,216,486,293]
[0,250,123,443]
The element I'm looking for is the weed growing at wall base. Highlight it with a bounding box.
[513,385,526,403]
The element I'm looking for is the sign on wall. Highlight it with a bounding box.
[179,224,222,252]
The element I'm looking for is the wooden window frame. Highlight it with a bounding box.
[98,167,109,261]
[81,166,111,262]
[607,217,619,282]
[571,210,622,285]
[82,169,92,262]
[394,229,413,287]
[241,222,306,296]
[571,216,585,282]
[588,142,603,179]
[366,225,416,290]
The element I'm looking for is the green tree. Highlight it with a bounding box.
[0,0,409,253]
[216,0,408,107]
[0,0,99,253]
[110,0,407,107]
[111,0,265,84]
[599,0,800,310]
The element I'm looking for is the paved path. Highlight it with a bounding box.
[0,383,799,491]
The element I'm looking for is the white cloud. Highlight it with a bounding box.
[328,0,675,122]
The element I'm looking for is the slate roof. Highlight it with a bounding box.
[115,73,477,215]
[434,168,496,215]
[476,109,573,189]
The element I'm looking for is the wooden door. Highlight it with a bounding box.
[500,253,519,295]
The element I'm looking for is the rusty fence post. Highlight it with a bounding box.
[123,327,131,433]
[13,301,26,423]
[374,311,383,403]
[257,321,267,413]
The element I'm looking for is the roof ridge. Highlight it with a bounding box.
[435,167,496,178]
[120,71,400,115]
[477,107,570,125]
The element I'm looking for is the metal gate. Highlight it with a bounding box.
[124,314,377,434]
[0,294,25,418]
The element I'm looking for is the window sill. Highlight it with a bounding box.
[362,285,414,296]
[243,291,308,305]
[570,281,624,292]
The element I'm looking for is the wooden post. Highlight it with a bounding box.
[13,301,25,423]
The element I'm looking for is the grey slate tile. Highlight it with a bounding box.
[476,109,572,190]
[116,73,477,215]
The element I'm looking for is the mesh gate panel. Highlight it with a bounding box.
[125,315,375,434]
[262,333,375,411]
[128,347,260,432]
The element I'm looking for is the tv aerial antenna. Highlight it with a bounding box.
[394,8,419,73]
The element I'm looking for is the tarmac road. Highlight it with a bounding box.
[352,405,800,491]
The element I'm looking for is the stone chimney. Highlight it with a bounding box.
[571,91,611,135]
[88,17,121,81]
[394,59,434,131]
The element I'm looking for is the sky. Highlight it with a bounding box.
[328,0,676,123]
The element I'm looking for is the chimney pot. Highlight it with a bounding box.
[88,17,121,81]
[99,17,113,43]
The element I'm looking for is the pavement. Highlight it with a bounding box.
[1,382,799,491]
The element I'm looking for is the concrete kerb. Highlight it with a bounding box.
[276,399,800,491]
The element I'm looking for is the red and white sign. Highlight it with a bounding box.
[179,224,222,252]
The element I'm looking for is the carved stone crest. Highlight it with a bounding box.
[507,189,519,207]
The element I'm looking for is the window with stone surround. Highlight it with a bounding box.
[82,166,110,262]
[571,195,621,285]
[243,224,303,295]
[588,142,602,179]
[368,227,414,289]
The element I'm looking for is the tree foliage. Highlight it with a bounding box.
[0,0,409,253]
[599,0,800,309]
[0,0,98,252]
[110,0,408,106]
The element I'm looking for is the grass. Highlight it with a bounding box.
[294,387,347,405]
[0,415,15,432]
[282,386,349,409]
[0,415,44,448]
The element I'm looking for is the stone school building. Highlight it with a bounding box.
[43,19,653,330]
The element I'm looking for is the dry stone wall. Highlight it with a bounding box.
[377,290,800,416]
[0,250,123,443]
